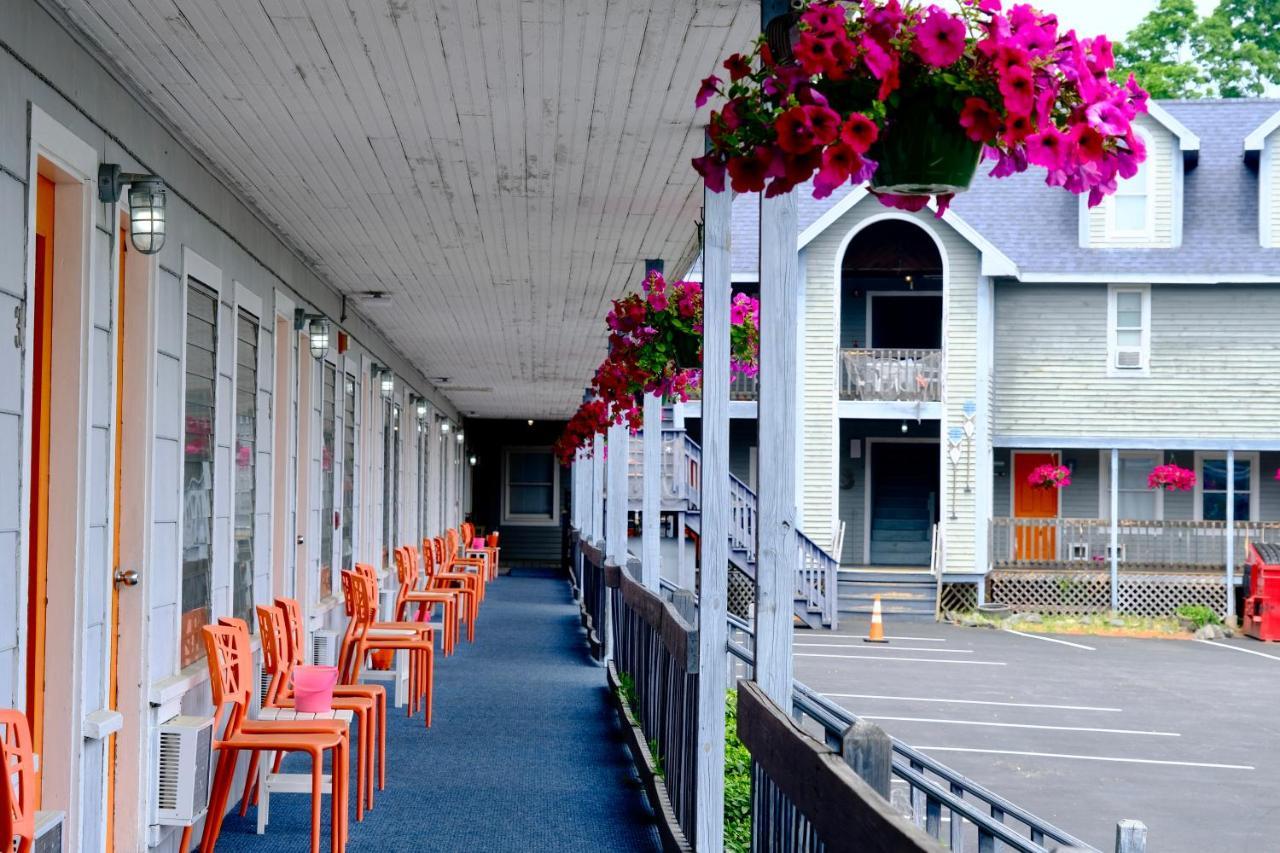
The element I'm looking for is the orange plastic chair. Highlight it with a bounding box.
[448,527,491,588]
[425,538,481,641]
[0,710,36,853]
[238,605,379,821]
[392,546,460,655]
[340,570,434,727]
[200,622,348,853]
[277,597,388,792]
[462,522,499,581]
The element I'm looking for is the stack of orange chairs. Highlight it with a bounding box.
[1,710,36,853]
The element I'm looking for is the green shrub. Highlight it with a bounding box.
[616,672,639,711]
[1176,604,1222,629]
[724,691,752,853]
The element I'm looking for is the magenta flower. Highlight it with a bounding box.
[958,97,1000,143]
[1071,124,1106,165]
[691,153,726,193]
[775,107,818,154]
[840,112,879,153]
[913,6,966,67]
[1025,127,1068,170]
[695,75,721,109]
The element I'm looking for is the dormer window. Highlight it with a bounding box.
[1107,128,1153,238]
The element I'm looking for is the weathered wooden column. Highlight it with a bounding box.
[696,137,732,853]
[642,260,665,591]
[1225,449,1236,620]
[755,120,800,703]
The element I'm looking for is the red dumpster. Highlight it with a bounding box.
[1243,542,1280,642]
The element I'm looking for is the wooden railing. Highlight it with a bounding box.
[839,348,942,402]
[605,560,699,849]
[990,517,1280,569]
[578,539,609,660]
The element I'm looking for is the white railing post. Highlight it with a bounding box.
[695,136,731,853]
[1226,449,1235,620]
[642,392,662,591]
[591,433,605,544]
[606,421,629,661]
[756,188,798,703]
[1110,448,1119,611]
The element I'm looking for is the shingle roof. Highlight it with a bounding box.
[688,99,1280,280]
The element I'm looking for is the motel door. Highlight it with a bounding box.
[1013,452,1060,561]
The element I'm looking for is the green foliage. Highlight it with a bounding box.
[648,738,665,780]
[724,691,752,853]
[616,672,639,714]
[1113,0,1280,98]
[1176,604,1223,629]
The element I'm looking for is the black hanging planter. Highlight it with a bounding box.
[672,334,701,370]
[870,92,982,197]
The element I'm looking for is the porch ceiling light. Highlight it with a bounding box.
[440,421,451,435]
[294,309,330,359]
[98,163,166,254]
[456,431,464,443]
[468,454,477,466]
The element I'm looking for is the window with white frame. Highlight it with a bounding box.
[504,447,558,524]
[1102,451,1162,520]
[1107,128,1153,237]
[232,308,259,627]
[1197,453,1257,522]
[1107,284,1150,374]
[181,281,218,667]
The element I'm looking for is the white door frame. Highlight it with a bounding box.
[862,437,941,565]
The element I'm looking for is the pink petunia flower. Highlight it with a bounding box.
[958,97,1000,143]
[1025,127,1069,170]
[840,112,879,153]
[813,143,862,199]
[775,107,818,154]
[691,153,726,192]
[805,104,843,146]
[913,6,967,67]
[695,75,721,109]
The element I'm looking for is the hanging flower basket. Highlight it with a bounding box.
[1148,464,1195,492]
[672,333,701,370]
[1027,463,1071,490]
[694,0,1149,214]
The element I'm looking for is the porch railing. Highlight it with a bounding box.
[990,517,1280,570]
[839,348,942,402]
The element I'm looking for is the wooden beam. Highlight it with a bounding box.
[607,421,630,565]
[642,392,662,590]
[696,160,732,853]
[755,189,799,703]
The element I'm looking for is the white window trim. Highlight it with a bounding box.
[1104,127,1155,240]
[1098,450,1164,520]
[1192,451,1260,522]
[503,446,560,526]
[1106,284,1151,377]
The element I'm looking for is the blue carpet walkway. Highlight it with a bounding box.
[216,568,660,852]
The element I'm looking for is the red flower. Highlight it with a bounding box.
[802,4,846,35]
[840,112,879,153]
[958,97,1000,143]
[727,146,773,193]
[1071,123,1106,164]
[691,153,726,192]
[992,45,1029,77]
[795,30,837,76]
[775,106,818,154]
[804,104,842,146]
[695,74,721,109]
[913,6,967,67]
[998,66,1035,115]
[1001,112,1033,144]
[723,53,751,82]
[813,143,862,199]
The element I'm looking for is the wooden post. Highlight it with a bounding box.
[1115,819,1147,853]
[755,176,799,703]
[841,720,892,801]
[1225,449,1236,620]
[606,421,629,661]
[642,392,662,591]
[696,140,732,853]
[592,433,605,544]
[1110,448,1119,611]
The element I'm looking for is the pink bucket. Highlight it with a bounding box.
[291,665,339,713]
[471,537,485,549]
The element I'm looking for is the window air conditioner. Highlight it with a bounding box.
[311,629,339,667]
[33,810,65,853]
[1114,349,1142,369]
[155,715,214,826]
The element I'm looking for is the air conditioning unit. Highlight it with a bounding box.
[155,716,214,826]
[1114,349,1142,369]
[258,662,275,708]
[311,629,339,666]
[33,811,65,853]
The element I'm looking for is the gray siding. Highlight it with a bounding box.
[995,283,1280,440]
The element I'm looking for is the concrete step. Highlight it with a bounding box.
[871,506,931,520]
[869,528,930,542]
[871,516,930,530]
[839,570,936,584]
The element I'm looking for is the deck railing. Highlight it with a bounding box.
[990,517,1280,570]
[839,348,942,402]
[578,539,609,660]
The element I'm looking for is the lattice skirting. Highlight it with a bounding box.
[988,570,1229,618]
[938,582,978,615]
[728,566,754,620]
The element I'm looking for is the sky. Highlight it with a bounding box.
[1032,0,1218,42]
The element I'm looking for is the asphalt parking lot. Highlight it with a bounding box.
[794,620,1280,852]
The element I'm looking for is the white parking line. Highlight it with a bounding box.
[795,653,1005,666]
[819,634,947,643]
[1194,639,1280,662]
[863,716,1179,737]
[794,643,973,654]
[916,746,1253,771]
[1002,628,1095,651]
[823,693,1122,712]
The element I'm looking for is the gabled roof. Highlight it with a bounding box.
[1245,109,1280,153]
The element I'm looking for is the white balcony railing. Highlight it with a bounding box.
[840,348,941,402]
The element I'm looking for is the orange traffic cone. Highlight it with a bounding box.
[863,595,889,643]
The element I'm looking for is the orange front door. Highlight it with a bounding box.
[26,174,55,793]
[104,228,128,851]
[1013,452,1059,561]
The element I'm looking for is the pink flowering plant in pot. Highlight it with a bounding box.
[693,0,1149,214]
[1026,463,1070,489]
[1148,463,1196,492]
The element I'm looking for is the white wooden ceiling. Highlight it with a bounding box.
[49,0,756,417]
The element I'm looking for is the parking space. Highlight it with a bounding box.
[795,621,1280,852]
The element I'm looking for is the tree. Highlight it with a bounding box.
[1113,0,1280,98]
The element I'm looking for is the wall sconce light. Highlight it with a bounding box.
[413,395,428,419]
[371,363,393,399]
[294,309,330,359]
[440,421,451,435]
[468,454,477,466]
[98,164,166,254]
[456,431,464,444]
[527,419,534,427]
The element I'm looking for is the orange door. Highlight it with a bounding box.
[25,175,55,795]
[1013,452,1059,561]
[104,229,128,851]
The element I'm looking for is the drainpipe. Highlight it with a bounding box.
[1226,449,1235,621]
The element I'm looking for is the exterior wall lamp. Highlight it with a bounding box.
[98,163,166,254]
[468,454,477,467]
[440,421,451,435]
[293,309,330,359]
[371,363,394,399]
[455,431,464,444]
[410,394,428,419]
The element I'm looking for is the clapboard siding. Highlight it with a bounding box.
[1086,114,1178,249]
[0,178,21,709]
[801,198,982,573]
[995,283,1280,438]
[1265,140,1280,248]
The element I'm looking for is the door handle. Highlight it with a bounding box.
[113,568,140,587]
